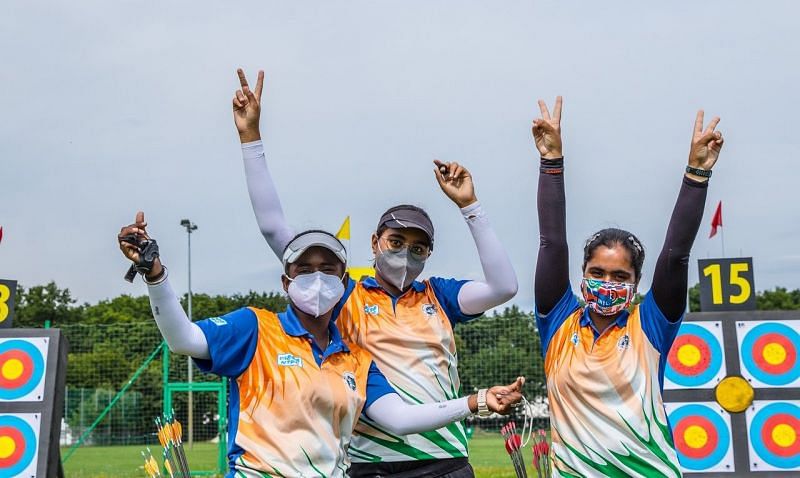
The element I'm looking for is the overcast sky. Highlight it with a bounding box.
[1,1,798,311]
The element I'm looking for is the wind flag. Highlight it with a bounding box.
[709,201,723,238]
[336,216,350,240]
[0,226,3,245]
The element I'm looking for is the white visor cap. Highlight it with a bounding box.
[282,231,347,267]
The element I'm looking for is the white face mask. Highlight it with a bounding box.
[286,271,345,318]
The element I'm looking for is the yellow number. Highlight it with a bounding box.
[729,263,752,304]
[0,284,9,323]
[703,264,724,304]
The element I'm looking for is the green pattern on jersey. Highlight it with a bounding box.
[553,393,680,478]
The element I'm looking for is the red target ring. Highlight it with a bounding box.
[674,415,720,459]
[0,425,26,469]
[753,333,796,375]
[668,334,712,376]
[760,413,800,458]
[0,350,34,390]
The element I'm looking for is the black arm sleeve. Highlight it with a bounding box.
[651,176,709,321]
[535,159,570,315]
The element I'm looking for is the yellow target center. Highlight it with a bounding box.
[677,344,702,367]
[772,424,796,448]
[1,359,24,380]
[715,376,755,413]
[762,343,787,366]
[684,425,709,448]
[0,436,16,459]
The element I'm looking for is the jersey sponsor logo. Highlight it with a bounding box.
[364,304,380,315]
[209,317,227,326]
[570,332,580,346]
[277,353,303,367]
[422,303,437,316]
[343,372,356,391]
[617,334,631,351]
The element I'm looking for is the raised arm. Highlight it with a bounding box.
[432,160,519,315]
[118,212,209,358]
[233,69,296,258]
[365,377,524,435]
[651,111,724,321]
[532,97,570,315]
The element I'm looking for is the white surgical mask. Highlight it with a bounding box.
[286,271,345,318]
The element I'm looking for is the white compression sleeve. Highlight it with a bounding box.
[242,141,297,258]
[364,394,472,436]
[456,202,519,315]
[147,274,210,359]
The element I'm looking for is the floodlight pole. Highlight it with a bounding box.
[180,219,198,449]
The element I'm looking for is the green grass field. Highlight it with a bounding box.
[62,433,539,477]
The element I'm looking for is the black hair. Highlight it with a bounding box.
[375,204,433,238]
[582,228,645,283]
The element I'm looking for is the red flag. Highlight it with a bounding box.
[0,226,3,245]
[709,201,722,238]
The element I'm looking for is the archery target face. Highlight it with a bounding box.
[0,413,40,478]
[665,322,726,389]
[0,338,47,402]
[745,401,800,472]
[737,320,799,388]
[666,402,734,473]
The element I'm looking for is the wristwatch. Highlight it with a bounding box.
[477,389,491,417]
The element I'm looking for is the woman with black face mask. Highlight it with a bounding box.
[118,215,524,478]
[532,97,724,477]
[232,69,519,477]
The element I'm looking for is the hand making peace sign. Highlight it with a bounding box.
[232,68,265,143]
[532,96,563,160]
[687,110,724,180]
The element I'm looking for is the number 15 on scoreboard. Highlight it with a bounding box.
[697,257,757,311]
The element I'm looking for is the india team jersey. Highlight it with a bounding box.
[536,288,683,478]
[194,306,393,478]
[335,276,477,463]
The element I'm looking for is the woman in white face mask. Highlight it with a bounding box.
[232,69,520,478]
[118,217,525,478]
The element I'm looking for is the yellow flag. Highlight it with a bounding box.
[336,216,351,240]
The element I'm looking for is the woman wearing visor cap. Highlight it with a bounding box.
[232,69,519,477]
[118,214,524,478]
[532,97,723,476]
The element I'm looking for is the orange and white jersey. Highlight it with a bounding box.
[536,288,683,477]
[336,276,478,463]
[194,306,393,477]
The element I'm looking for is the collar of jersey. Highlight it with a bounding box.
[278,306,350,354]
[579,306,630,329]
[361,276,426,293]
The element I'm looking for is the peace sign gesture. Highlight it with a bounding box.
[688,110,724,174]
[232,68,264,143]
[531,96,563,160]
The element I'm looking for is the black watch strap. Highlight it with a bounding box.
[686,165,712,178]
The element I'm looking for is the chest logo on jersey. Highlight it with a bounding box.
[422,303,438,316]
[570,332,580,346]
[617,334,631,351]
[277,353,303,367]
[209,317,227,326]
[364,304,380,315]
[343,372,357,391]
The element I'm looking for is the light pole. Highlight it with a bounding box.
[180,218,197,449]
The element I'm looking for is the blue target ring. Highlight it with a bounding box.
[0,340,44,400]
[665,323,723,387]
[0,415,37,477]
[741,322,800,386]
[749,402,800,469]
[669,404,730,471]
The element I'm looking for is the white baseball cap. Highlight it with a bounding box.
[281,230,347,267]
